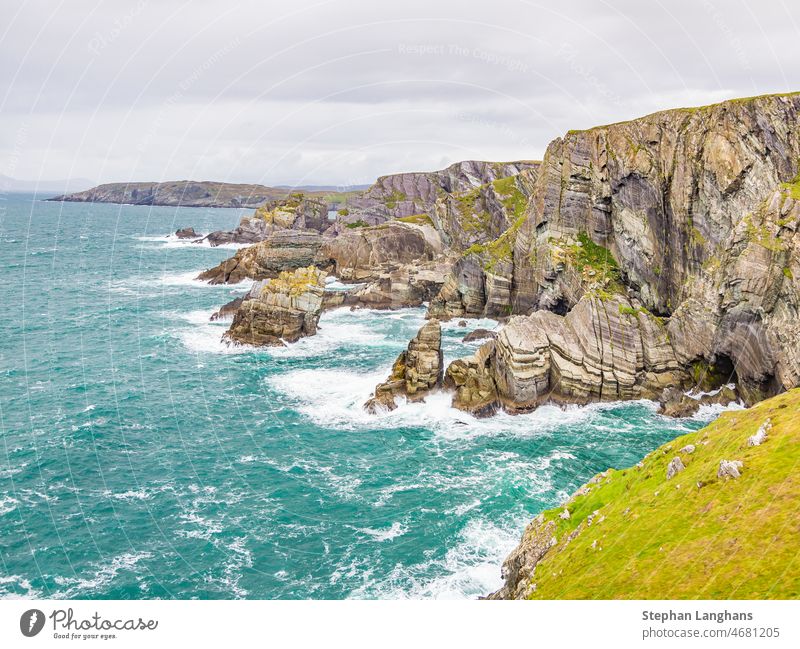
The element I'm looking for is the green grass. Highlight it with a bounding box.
[397,213,433,226]
[564,91,800,135]
[564,231,623,293]
[345,219,369,229]
[463,213,526,272]
[384,189,407,209]
[520,388,800,599]
[492,176,528,218]
[781,171,800,200]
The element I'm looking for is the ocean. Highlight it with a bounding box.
[0,193,720,599]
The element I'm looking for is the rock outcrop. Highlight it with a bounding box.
[224,267,326,346]
[444,339,499,417]
[203,195,328,246]
[347,159,538,223]
[364,320,443,412]
[323,259,451,310]
[175,227,198,239]
[318,221,444,281]
[667,183,800,404]
[445,292,688,415]
[197,230,324,284]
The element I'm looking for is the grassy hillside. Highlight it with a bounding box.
[517,389,800,599]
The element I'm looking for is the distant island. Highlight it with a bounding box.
[48,180,367,209]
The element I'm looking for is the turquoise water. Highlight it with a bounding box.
[0,193,714,599]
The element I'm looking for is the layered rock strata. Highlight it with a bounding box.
[197,230,324,284]
[224,266,326,346]
[203,195,328,246]
[435,93,800,413]
[365,320,443,412]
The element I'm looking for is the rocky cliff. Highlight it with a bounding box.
[224,266,326,346]
[435,93,800,414]
[202,194,329,246]
[488,387,800,599]
[347,159,538,221]
[198,229,324,284]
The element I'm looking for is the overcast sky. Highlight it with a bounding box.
[1,0,798,187]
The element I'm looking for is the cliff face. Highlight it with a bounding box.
[489,388,800,600]
[511,93,800,316]
[435,93,800,413]
[49,180,287,208]
[348,159,538,219]
[224,267,327,346]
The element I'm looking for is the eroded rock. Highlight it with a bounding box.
[365,320,444,412]
[224,266,326,346]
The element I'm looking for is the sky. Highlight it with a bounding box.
[1,0,798,188]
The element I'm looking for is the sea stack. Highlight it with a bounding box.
[365,320,444,412]
[224,266,327,346]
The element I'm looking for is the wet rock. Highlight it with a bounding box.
[210,296,244,321]
[365,320,444,412]
[658,388,701,418]
[446,293,687,414]
[224,266,326,346]
[175,227,198,239]
[462,328,497,343]
[485,514,557,600]
[444,340,499,417]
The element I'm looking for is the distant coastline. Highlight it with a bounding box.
[47,180,368,209]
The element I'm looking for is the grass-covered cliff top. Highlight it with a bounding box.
[566,90,800,136]
[522,388,800,599]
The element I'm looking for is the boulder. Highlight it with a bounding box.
[175,227,198,239]
[666,457,685,480]
[223,267,326,346]
[717,459,744,480]
[365,320,443,412]
[748,419,771,447]
[462,328,497,343]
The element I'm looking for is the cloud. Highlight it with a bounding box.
[1,0,797,185]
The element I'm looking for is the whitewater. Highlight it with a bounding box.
[0,194,725,599]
